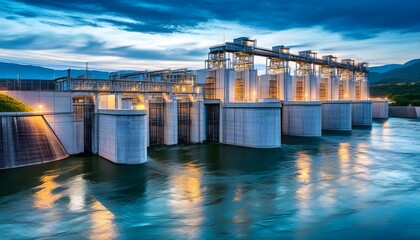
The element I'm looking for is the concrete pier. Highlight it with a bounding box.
[372,100,389,119]
[221,102,281,148]
[164,96,178,145]
[321,101,352,131]
[190,99,205,143]
[282,101,322,136]
[352,101,373,126]
[389,106,420,118]
[98,109,147,164]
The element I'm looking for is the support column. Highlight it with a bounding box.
[309,74,319,101]
[282,101,322,136]
[322,101,352,131]
[284,73,293,101]
[164,96,178,145]
[348,77,356,100]
[372,100,389,119]
[190,98,205,143]
[91,92,99,154]
[98,109,147,164]
[352,100,372,126]
[330,72,340,100]
[114,93,122,109]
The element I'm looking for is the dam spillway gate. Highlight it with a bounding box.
[149,99,165,145]
[178,99,191,144]
[205,103,220,143]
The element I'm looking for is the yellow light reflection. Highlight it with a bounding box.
[338,142,351,175]
[233,186,243,202]
[89,199,117,240]
[169,163,203,237]
[171,163,202,205]
[296,151,312,183]
[34,174,62,209]
[295,151,313,219]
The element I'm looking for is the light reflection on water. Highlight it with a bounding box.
[169,162,203,238]
[1,118,420,239]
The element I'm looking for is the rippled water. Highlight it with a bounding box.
[1,118,420,239]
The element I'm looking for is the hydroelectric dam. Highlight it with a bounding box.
[0,37,390,169]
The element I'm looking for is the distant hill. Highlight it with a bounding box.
[369,64,402,73]
[369,59,420,84]
[0,62,110,79]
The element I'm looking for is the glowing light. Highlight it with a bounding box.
[169,163,203,237]
[34,174,61,209]
[38,104,43,112]
[136,104,146,110]
[90,199,117,239]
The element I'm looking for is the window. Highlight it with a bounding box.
[296,81,304,101]
[355,81,361,100]
[235,78,244,101]
[204,77,216,99]
[339,82,345,100]
[269,77,278,99]
[320,81,327,101]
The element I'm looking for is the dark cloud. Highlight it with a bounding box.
[10,0,419,39]
[0,32,207,62]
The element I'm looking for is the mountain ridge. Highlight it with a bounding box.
[0,62,110,79]
[369,60,420,84]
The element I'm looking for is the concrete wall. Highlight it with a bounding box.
[282,101,322,136]
[330,75,340,100]
[196,69,236,102]
[389,106,420,118]
[98,109,147,164]
[3,91,84,154]
[321,101,352,131]
[190,99,205,143]
[352,101,372,126]
[372,101,389,119]
[221,102,281,148]
[0,113,69,169]
[258,73,290,100]
[164,97,178,145]
[235,70,258,102]
[257,74,271,99]
[309,75,320,101]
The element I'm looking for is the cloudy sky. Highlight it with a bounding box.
[0,0,419,71]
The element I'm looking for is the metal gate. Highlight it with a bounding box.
[178,99,191,143]
[73,97,94,152]
[84,100,94,152]
[149,99,165,145]
[205,104,219,142]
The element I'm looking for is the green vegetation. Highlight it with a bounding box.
[370,83,420,106]
[0,93,33,112]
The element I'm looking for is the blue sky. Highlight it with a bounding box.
[0,0,419,71]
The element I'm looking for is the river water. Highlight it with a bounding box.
[1,118,420,239]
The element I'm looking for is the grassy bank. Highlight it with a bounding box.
[0,93,33,112]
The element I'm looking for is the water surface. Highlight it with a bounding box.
[1,118,420,239]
